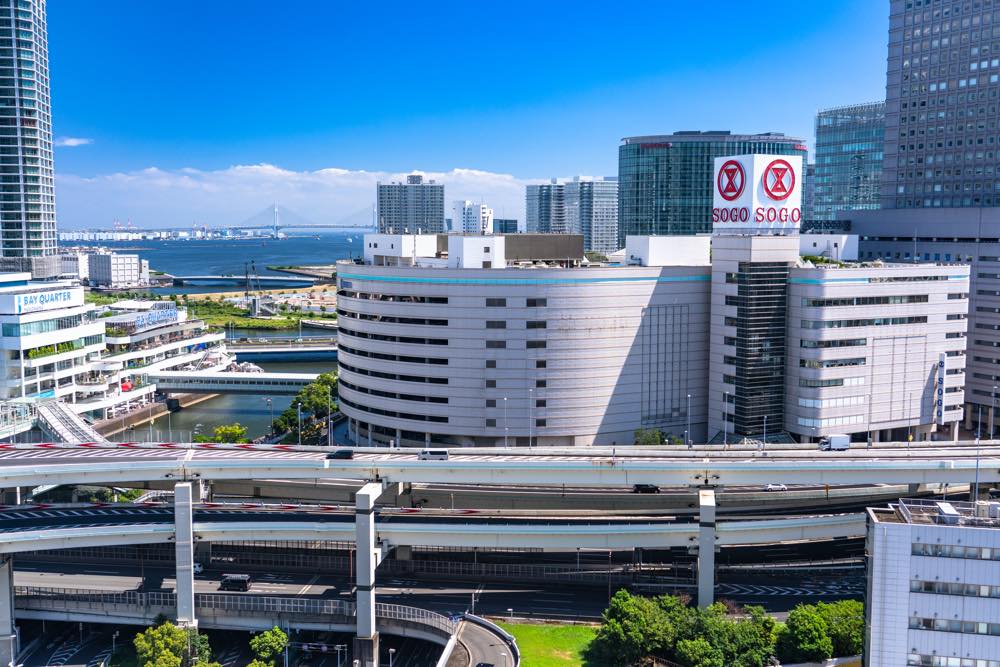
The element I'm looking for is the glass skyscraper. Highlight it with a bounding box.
[883,0,1000,209]
[617,131,806,245]
[0,0,57,276]
[813,102,885,221]
[526,178,618,253]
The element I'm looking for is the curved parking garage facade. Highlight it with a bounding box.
[336,235,711,447]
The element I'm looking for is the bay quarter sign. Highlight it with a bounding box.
[711,153,803,233]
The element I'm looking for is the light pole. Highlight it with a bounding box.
[388,648,396,667]
[907,391,913,444]
[686,393,692,448]
[296,402,302,447]
[723,391,729,448]
[334,644,346,667]
[327,388,332,447]
[264,397,274,436]
[993,386,998,441]
[503,396,508,448]
[762,415,767,451]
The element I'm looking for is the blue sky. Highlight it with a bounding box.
[49,0,889,227]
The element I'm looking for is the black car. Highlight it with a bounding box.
[475,663,495,667]
[326,449,354,460]
[632,484,660,494]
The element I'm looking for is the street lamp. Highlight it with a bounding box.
[907,391,913,444]
[723,391,729,448]
[296,402,302,447]
[992,386,998,441]
[762,415,767,451]
[529,387,534,449]
[686,393,692,448]
[388,648,396,667]
[503,396,508,448]
[263,397,274,437]
[327,387,333,447]
[334,644,346,667]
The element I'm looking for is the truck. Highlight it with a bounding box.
[818,434,850,451]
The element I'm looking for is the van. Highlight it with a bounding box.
[418,448,449,461]
[219,574,252,591]
[818,434,850,451]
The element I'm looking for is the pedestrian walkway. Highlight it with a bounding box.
[36,402,109,444]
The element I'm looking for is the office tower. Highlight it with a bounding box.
[617,131,806,244]
[882,0,997,208]
[493,218,518,234]
[813,102,885,220]
[525,180,564,234]
[564,177,619,254]
[802,163,816,222]
[526,177,618,252]
[376,174,445,233]
[452,200,494,234]
[0,0,58,278]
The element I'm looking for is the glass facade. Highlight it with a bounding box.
[813,102,885,221]
[617,131,806,245]
[0,0,56,258]
[884,0,1000,208]
[564,178,619,254]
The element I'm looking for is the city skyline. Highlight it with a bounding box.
[46,0,888,228]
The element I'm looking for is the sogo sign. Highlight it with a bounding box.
[712,154,803,233]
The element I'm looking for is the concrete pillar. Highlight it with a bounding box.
[174,482,197,628]
[354,482,382,667]
[0,557,16,667]
[367,427,372,447]
[697,489,716,608]
[424,433,430,447]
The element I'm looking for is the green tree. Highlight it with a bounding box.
[634,427,663,446]
[777,606,833,663]
[245,661,271,667]
[249,627,288,665]
[589,590,675,665]
[134,622,213,667]
[815,600,863,657]
[676,638,724,667]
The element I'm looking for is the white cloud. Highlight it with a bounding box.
[54,137,94,147]
[55,164,547,229]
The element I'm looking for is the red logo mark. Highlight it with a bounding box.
[717,160,745,202]
[762,159,795,201]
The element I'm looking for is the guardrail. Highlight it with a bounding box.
[14,587,457,635]
[464,614,520,667]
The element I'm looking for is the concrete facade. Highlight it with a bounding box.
[376,175,445,234]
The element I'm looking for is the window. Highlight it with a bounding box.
[486,321,506,329]
[485,360,496,368]
[535,419,547,427]
[535,360,547,369]
[486,380,496,388]
[526,321,547,329]
[536,399,546,407]
[483,246,490,253]
[486,419,496,427]
[486,298,506,307]
[486,341,506,349]
[526,298,547,307]
[486,399,496,408]
[526,340,546,349]
[536,380,547,388]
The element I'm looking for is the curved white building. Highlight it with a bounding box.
[337,235,710,447]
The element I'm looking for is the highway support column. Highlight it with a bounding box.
[0,557,16,667]
[174,482,197,628]
[697,488,716,608]
[355,482,383,667]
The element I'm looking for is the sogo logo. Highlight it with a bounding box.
[712,155,801,226]
[717,160,745,202]
[762,159,794,201]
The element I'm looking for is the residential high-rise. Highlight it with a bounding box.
[376,174,445,233]
[882,0,997,208]
[452,200,493,234]
[525,180,564,234]
[617,131,806,244]
[526,177,618,253]
[813,102,885,221]
[0,0,58,278]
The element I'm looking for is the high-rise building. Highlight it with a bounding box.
[526,177,618,253]
[802,163,816,223]
[493,218,518,234]
[376,174,445,234]
[525,180,565,234]
[617,131,806,244]
[452,200,493,234]
[813,102,885,221]
[882,0,997,208]
[565,178,619,254]
[0,0,58,278]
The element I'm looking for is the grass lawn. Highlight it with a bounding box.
[496,622,597,667]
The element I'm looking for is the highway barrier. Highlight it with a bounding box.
[463,613,520,666]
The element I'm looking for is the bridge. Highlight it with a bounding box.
[142,371,319,395]
[228,340,337,362]
[171,274,317,287]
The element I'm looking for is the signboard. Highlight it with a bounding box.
[936,353,947,426]
[3,288,84,315]
[712,154,803,234]
[108,306,180,335]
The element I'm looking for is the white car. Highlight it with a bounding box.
[764,483,788,492]
[193,562,204,574]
